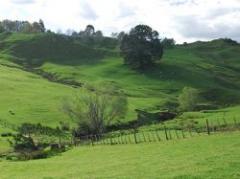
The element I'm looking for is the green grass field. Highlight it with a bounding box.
[1,33,240,129]
[0,137,10,154]
[0,32,240,178]
[0,132,239,179]
[0,64,75,127]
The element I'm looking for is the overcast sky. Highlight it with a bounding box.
[0,0,240,43]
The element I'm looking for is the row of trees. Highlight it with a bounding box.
[0,19,45,33]
[69,25,118,48]
[0,19,175,62]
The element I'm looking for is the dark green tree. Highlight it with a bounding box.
[84,24,95,36]
[120,25,163,70]
[161,38,176,49]
[117,31,125,42]
[94,30,103,43]
[38,19,46,32]
[0,24,4,33]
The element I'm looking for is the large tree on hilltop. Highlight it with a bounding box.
[85,24,95,36]
[120,25,163,70]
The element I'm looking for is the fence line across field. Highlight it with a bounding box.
[72,118,240,146]
[0,117,239,147]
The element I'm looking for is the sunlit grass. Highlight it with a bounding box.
[0,132,239,178]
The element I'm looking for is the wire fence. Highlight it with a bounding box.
[0,118,239,147]
[72,118,240,146]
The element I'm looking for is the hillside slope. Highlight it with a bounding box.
[0,33,240,129]
[0,64,75,130]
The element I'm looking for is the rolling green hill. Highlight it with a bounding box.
[0,64,74,129]
[0,32,240,130]
[0,32,240,179]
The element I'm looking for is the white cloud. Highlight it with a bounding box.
[175,15,240,41]
[168,0,197,6]
[11,0,35,4]
[118,2,136,18]
[0,0,239,43]
[80,2,98,20]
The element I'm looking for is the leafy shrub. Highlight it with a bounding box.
[178,87,201,112]
[9,134,37,152]
[59,121,70,131]
[63,90,128,136]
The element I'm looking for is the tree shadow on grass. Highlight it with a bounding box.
[142,62,216,89]
[7,33,108,67]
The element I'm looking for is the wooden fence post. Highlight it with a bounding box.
[120,133,124,144]
[99,134,103,145]
[168,130,172,140]
[212,122,217,132]
[71,135,75,146]
[237,118,240,129]
[124,134,128,144]
[109,135,113,145]
[206,119,210,135]
[102,135,106,145]
[94,135,98,145]
[164,126,169,140]
[116,134,120,144]
[91,135,94,146]
[147,132,152,142]
[222,116,228,131]
[142,132,146,143]
[233,117,238,129]
[175,130,179,139]
[133,131,138,144]
[181,129,185,138]
[117,134,121,144]
[128,134,132,144]
[188,128,193,137]
[155,130,161,141]
[217,119,221,131]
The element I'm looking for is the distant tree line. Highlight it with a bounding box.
[219,38,238,45]
[0,19,177,53]
[67,24,118,49]
[0,19,45,33]
[0,19,179,70]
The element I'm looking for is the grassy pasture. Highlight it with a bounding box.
[0,132,239,178]
[0,64,75,127]
[0,32,240,179]
[138,105,240,131]
[0,137,11,154]
[0,33,240,134]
